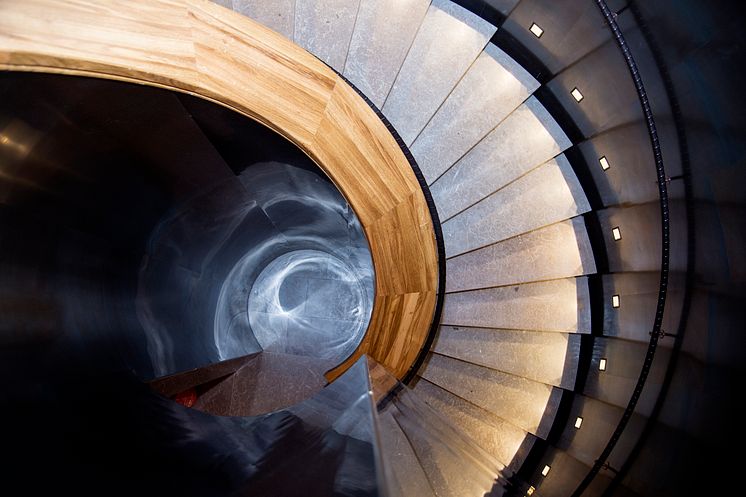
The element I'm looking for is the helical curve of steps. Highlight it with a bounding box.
[0,1,668,496]
[208,1,599,494]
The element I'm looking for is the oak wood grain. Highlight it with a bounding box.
[0,0,439,381]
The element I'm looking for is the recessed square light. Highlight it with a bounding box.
[599,358,607,371]
[599,156,611,170]
[527,486,535,496]
[530,23,544,38]
[541,465,551,477]
[574,416,583,429]
[612,294,621,308]
[571,87,584,102]
[612,227,622,241]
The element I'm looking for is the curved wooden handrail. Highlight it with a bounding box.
[0,0,439,380]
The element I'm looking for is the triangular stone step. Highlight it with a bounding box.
[411,376,537,473]
[343,0,431,108]
[418,353,563,439]
[294,0,361,71]
[441,154,590,256]
[412,42,538,185]
[377,409,438,497]
[382,0,497,145]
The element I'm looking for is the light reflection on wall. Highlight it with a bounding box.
[138,162,374,376]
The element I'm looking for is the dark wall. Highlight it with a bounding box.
[611,0,746,494]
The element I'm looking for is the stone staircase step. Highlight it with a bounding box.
[431,96,571,219]
[232,0,295,39]
[442,154,590,256]
[443,277,591,334]
[343,0,431,108]
[377,409,438,497]
[446,217,595,292]
[382,0,496,145]
[412,376,537,472]
[432,325,581,388]
[411,42,538,184]
[419,353,563,438]
[384,389,506,497]
[294,0,361,71]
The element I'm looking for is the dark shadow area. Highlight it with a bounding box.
[0,72,372,383]
[0,341,381,497]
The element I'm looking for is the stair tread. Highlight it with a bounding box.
[432,325,581,388]
[419,353,562,438]
[431,97,571,221]
[232,0,295,40]
[343,0,431,108]
[193,374,236,414]
[443,277,591,334]
[148,353,259,397]
[446,217,595,292]
[294,0,361,71]
[442,154,591,257]
[229,352,328,416]
[382,0,496,145]
[412,42,538,185]
[378,410,437,497]
[385,393,505,497]
[412,376,536,472]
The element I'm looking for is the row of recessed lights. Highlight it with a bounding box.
[530,21,623,309]
[530,23,617,176]
[529,18,623,346]
[523,21,610,497]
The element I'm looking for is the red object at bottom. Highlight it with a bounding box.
[173,388,198,408]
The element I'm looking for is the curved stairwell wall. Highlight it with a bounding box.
[1,0,744,496]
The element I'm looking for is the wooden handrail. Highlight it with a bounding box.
[0,0,439,380]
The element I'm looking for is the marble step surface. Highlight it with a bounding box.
[185,352,329,416]
[446,217,596,292]
[419,353,563,438]
[343,0,431,108]
[411,42,538,185]
[377,409,437,497]
[412,376,536,472]
[441,154,590,257]
[431,96,571,220]
[382,0,496,145]
[384,389,506,497]
[443,277,592,334]
[294,0,361,71]
[432,325,581,389]
[231,0,295,39]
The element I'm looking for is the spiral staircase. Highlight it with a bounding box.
[217,0,602,493]
[3,0,742,496]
